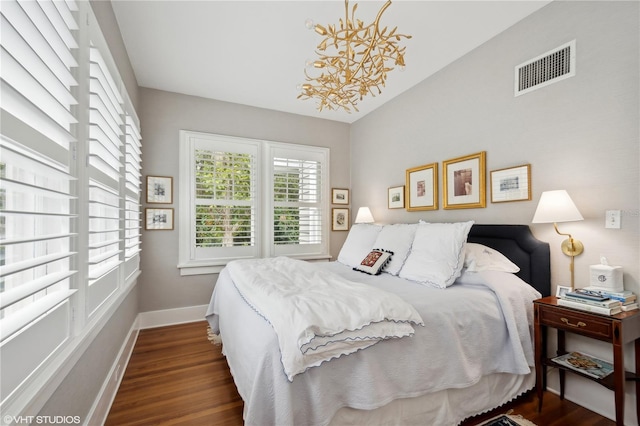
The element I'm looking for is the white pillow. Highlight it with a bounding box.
[353,249,393,275]
[372,223,418,275]
[399,221,474,288]
[464,243,520,273]
[337,224,383,267]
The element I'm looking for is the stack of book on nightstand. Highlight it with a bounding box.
[558,289,624,315]
[584,287,639,312]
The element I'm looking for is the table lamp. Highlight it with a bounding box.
[532,190,584,290]
[354,207,375,224]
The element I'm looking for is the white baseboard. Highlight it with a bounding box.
[137,304,209,329]
[86,318,139,426]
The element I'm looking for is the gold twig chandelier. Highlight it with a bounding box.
[297,0,411,113]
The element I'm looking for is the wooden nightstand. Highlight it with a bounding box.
[534,296,640,426]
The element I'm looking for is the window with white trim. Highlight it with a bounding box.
[178,131,329,275]
[0,0,142,415]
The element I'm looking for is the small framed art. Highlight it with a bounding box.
[442,151,486,209]
[332,188,349,205]
[145,208,174,230]
[405,163,438,211]
[332,208,350,231]
[388,185,405,209]
[146,176,173,204]
[490,164,531,203]
[556,285,571,298]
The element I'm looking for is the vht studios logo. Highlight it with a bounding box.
[3,416,81,425]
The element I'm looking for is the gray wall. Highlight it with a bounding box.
[351,1,639,292]
[138,89,351,312]
[350,1,639,420]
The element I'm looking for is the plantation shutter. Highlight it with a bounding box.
[191,134,259,262]
[179,131,329,274]
[123,110,142,279]
[87,45,124,316]
[0,0,78,400]
[271,145,327,257]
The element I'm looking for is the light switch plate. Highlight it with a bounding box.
[605,210,621,229]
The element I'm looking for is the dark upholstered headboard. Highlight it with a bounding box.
[467,225,551,297]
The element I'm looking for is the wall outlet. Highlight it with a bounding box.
[605,210,621,229]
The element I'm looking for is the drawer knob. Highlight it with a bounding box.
[561,317,586,328]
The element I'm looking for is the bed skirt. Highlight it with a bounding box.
[330,371,535,426]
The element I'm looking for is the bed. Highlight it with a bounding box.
[205,223,550,426]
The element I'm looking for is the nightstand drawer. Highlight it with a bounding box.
[539,305,612,340]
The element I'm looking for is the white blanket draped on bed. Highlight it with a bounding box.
[206,262,541,426]
[226,257,424,381]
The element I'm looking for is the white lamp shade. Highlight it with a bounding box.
[532,190,584,223]
[354,207,375,223]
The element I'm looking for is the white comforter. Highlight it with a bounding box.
[206,261,541,426]
[226,257,423,381]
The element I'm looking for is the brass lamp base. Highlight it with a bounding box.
[561,238,584,257]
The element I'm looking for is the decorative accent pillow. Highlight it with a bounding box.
[464,243,520,273]
[353,249,393,275]
[399,221,474,288]
[337,224,383,268]
[371,223,418,275]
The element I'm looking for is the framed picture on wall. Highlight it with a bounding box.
[490,164,531,203]
[442,151,486,209]
[405,163,438,211]
[146,176,173,204]
[388,186,405,209]
[145,208,174,230]
[332,208,350,231]
[332,188,350,205]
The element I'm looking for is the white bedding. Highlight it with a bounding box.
[205,261,541,426]
[226,257,423,381]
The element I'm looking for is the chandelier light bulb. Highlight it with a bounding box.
[314,24,328,36]
[305,18,315,30]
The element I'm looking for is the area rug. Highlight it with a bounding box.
[477,411,537,426]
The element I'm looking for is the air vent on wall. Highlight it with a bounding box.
[515,40,575,96]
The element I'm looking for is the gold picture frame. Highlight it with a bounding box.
[442,151,486,209]
[332,208,350,231]
[405,163,438,211]
[490,164,531,203]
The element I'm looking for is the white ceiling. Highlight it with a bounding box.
[111,0,551,124]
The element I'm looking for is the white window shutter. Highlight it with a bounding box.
[124,112,142,278]
[271,145,328,257]
[0,0,78,403]
[191,134,259,262]
[86,45,124,316]
[178,131,329,274]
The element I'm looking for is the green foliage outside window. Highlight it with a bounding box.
[195,150,253,248]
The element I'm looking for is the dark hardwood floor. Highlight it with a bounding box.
[106,321,616,425]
